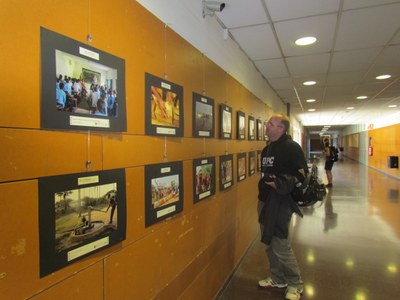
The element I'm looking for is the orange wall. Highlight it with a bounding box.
[0,1,271,299]
[368,124,400,179]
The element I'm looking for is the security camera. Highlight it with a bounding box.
[202,0,226,18]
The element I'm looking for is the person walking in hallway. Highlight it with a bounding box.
[257,114,308,300]
[323,139,334,187]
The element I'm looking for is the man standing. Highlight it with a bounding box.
[323,138,334,187]
[258,114,307,300]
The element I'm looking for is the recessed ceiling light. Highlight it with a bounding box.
[295,36,317,46]
[303,81,316,86]
[346,106,354,110]
[356,96,368,100]
[306,99,316,102]
[388,104,397,108]
[308,108,316,112]
[376,74,391,80]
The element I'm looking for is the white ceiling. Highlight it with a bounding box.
[215,0,400,133]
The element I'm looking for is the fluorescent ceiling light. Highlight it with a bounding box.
[308,108,316,112]
[356,96,368,100]
[388,104,397,108]
[295,36,317,46]
[376,74,391,80]
[306,99,316,102]
[346,107,354,110]
[303,81,316,86]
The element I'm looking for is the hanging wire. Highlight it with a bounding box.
[164,23,168,79]
[86,130,91,171]
[163,136,167,161]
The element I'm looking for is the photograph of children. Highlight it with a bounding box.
[193,93,214,138]
[151,174,180,209]
[145,161,183,227]
[220,154,234,190]
[41,27,127,131]
[257,119,263,140]
[220,104,232,139]
[237,111,246,140]
[249,151,256,176]
[193,157,215,203]
[237,153,247,182]
[54,51,119,117]
[54,183,118,253]
[248,116,255,140]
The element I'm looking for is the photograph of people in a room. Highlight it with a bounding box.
[195,101,213,132]
[195,163,214,196]
[151,174,180,209]
[220,158,233,185]
[54,183,118,253]
[151,85,180,127]
[55,50,119,116]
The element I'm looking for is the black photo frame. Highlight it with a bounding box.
[219,154,234,191]
[264,121,268,141]
[145,161,183,227]
[219,104,232,139]
[248,115,255,140]
[237,111,246,140]
[40,27,126,131]
[257,119,263,141]
[237,152,247,182]
[145,73,184,137]
[249,151,256,176]
[192,92,214,138]
[193,157,216,203]
[38,169,126,277]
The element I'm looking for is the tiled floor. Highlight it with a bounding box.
[217,157,400,300]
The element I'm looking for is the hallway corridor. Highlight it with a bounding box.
[218,157,400,300]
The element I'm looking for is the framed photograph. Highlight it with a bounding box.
[257,119,263,141]
[38,169,126,277]
[219,104,232,139]
[237,152,247,182]
[145,72,183,136]
[193,157,216,203]
[192,92,214,138]
[257,150,262,172]
[40,27,126,131]
[264,121,268,141]
[237,111,246,140]
[219,154,234,191]
[145,161,183,227]
[249,151,256,176]
[248,115,255,140]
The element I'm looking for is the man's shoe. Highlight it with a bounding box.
[285,286,301,300]
[258,277,287,289]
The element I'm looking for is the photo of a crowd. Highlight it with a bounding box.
[151,175,180,209]
[55,50,118,117]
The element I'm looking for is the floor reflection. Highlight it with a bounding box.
[218,157,400,300]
